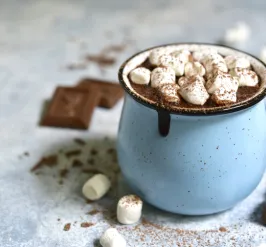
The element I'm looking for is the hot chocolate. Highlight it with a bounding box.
[127,47,260,110]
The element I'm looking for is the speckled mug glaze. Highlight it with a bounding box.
[117,43,266,215]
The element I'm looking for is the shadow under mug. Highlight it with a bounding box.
[117,43,266,215]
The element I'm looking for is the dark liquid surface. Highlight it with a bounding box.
[130,58,260,109]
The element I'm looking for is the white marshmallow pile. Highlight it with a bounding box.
[257,243,266,247]
[129,47,259,106]
[130,67,151,85]
[149,48,169,66]
[185,62,205,77]
[159,54,185,76]
[224,22,250,44]
[117,195,143,225]
[151,67,175,87]
[178,75,209,105]
[82,174,111,201]
[159,83,181,103]
[224,55,250,69]
[100,228,127,247]
[230,68,258,87]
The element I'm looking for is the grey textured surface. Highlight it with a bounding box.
[0,0,266,246]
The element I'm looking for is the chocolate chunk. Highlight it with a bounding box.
[65,149,81,158]
[77,78,124,108]
[72,159,83,167]
[41,87,100,129]
[73,138,86,146]
[30,155,58,172]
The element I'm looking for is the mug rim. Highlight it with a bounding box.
[118,43,266,116]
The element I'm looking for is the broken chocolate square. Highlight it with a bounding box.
[77,78,124,108]
[41,87,100,129]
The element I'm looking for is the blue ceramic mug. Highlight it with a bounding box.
[117,44,266,215]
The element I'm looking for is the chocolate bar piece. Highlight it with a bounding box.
[77,78,124,108]
[41,87,100,129]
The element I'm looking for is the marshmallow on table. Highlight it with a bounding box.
[151,67,176,88]
[159,54,185,76]
[149,48,169,66]
[178,75,209,105]
[130,67,151,85]
[224,22,250,44]
[230,68,259,87]
[206,71,239,94]
[117,195,143,225]
[159,83,181,103]
[204,53,228,76]
[224,55,250,69]
[184,62,206,77]
[100,228,126,247]
[82,174,111,201]
[212,86,237,105]
[260,46,266,64]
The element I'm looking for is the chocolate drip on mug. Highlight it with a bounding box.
[157,110,171,137]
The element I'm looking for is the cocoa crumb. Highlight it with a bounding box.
[80,222,94,228]
[90,149,98,155]
[216,146,219,150]
[86,55,116,67]
[82,168,101,174]
[59,169,69,178]
[30,155,58,172]
[74,138,86,146]
[87,209,100,216]
[107,148,115,154]
[65,150,81,158]
[57,218,60,221]
[63,223,71,231]
[24,152,29,156]
[72,159,83,168]
[219,227,227,232]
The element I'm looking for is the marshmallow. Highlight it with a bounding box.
[212,86,237,105]
[230,68,259,87]
[149,48,169,66]
[224,56,250,69]
[159,54,185,76]
[257,243,266,247]
[130,67,151,85]
[117,195,143,225]
[224,22,250,44]
[100,228,126,247]
[178,75,209,105]
[82,174,111,201]
[159,83,181,103]
[206,71,239,94]
[184,62,206,77]
[171,49,192,63]
[260,46,266,64]
[151,67,176,88]
[204,53,228,75]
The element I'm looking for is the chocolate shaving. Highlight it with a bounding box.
[85,55,116,67]
[65,150,81,158]
[63,223,71,231]
[82,168,101,174]
[72,159,83,168]
[59,169,69,178]
[74,138,86,146]
[80,222,94,228]
[30,155,58,172]
[87,209,100,215]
